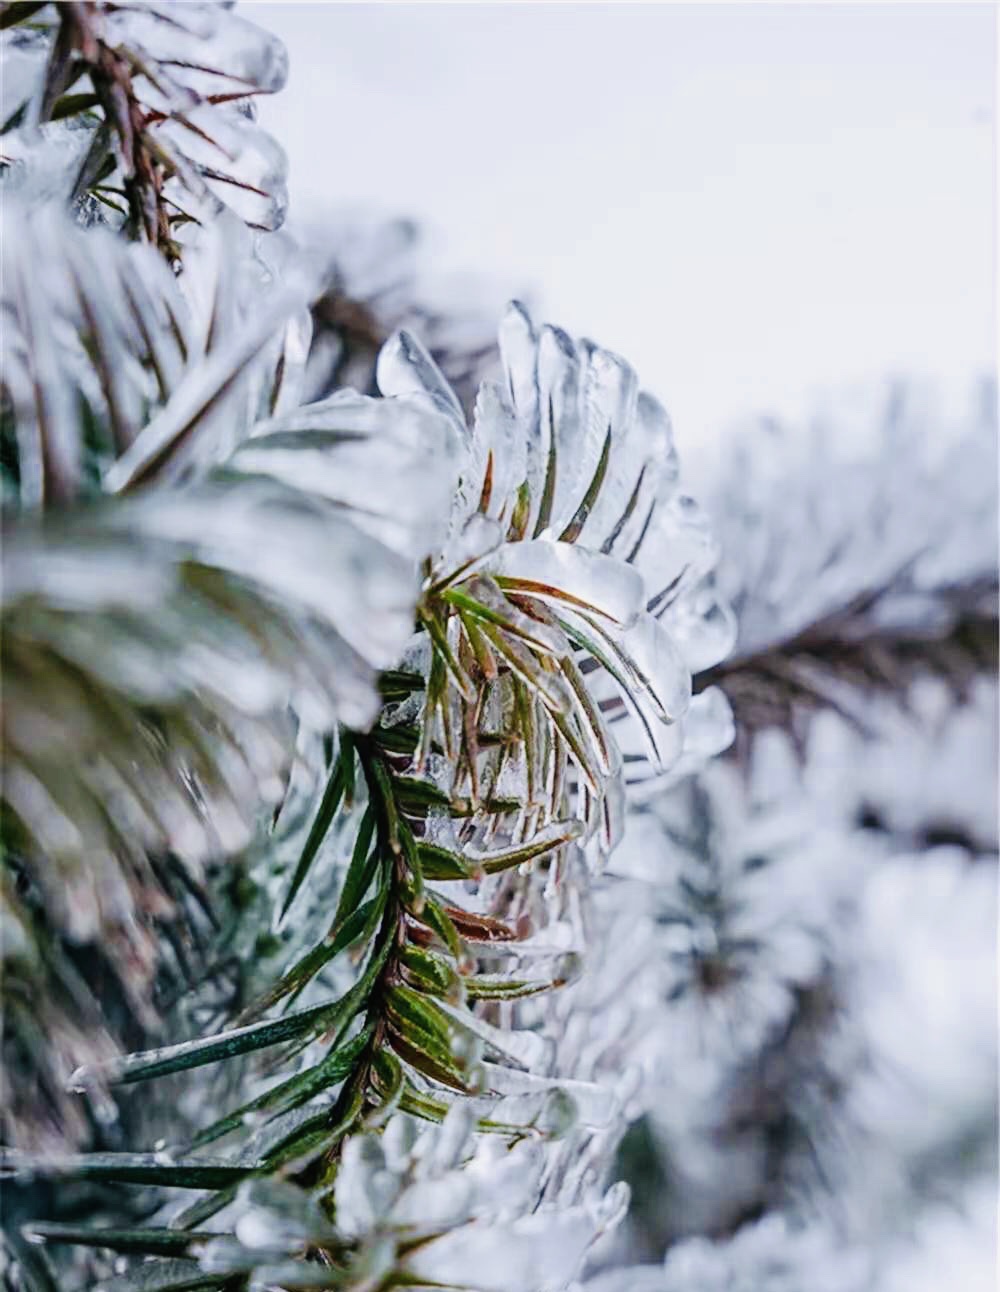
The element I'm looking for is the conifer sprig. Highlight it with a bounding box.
[3,303,733,1289]
[1,1,289,254]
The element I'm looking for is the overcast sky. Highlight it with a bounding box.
[251,2,995,450]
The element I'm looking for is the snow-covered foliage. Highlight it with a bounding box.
[693,380,997,755]
[299,215,504,413]
[583,391,997,1291]
[1,1,288,244]
[1,6,995,1292]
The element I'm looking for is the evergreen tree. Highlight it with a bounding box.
[1,6,995,1292]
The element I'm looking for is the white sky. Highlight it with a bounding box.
[251,2,996,450]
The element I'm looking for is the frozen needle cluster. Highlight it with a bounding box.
[2,6,995,1292]
[1,5,734,1289]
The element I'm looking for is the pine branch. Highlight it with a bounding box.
[1,2,289,252]
[699,574,997,758]
[6,306,733,1289]
[1,197,313,511]
[694,381,998,758]
[0,10,742,1291]
[0,195,465,1156]
[300,216,504,414]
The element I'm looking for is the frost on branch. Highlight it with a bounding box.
[300,215,505,414]
[569,378,997,1290]
[2,299,733,1290]
[0,1,288,249]
[585,702,996,1290]
[0,199,314,509]
[379,302,735,847]
[694,380,998,757]
[0,196,463,1154]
